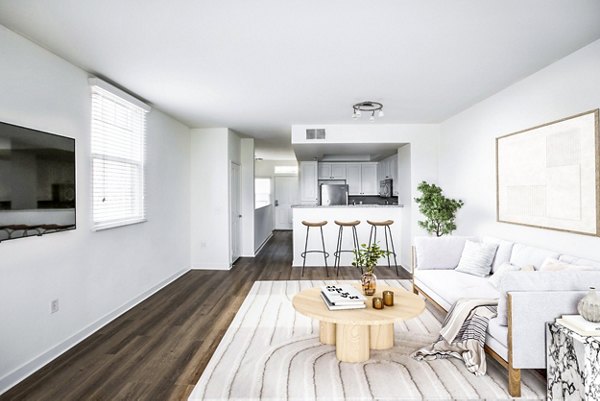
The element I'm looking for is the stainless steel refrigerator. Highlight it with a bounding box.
[320,183,349,206]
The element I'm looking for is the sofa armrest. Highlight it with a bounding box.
[509,290,584,369]
[413,236,474,270]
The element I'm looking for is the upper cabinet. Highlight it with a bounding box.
[299,161,318,203]
[346,163,378,195]
[318,163,346,179]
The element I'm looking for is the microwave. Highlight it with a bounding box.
[379,179,393,198]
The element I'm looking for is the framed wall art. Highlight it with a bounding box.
[496,109,599,236]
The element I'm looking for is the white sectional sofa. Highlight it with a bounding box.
[412,236,600,397]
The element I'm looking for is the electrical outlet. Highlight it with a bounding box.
[50,299,59,314]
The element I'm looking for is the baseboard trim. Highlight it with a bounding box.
[190,265,231,270]
[254,233,273,255]
[0,268,190,396]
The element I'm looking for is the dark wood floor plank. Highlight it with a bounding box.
[0,230,411,400]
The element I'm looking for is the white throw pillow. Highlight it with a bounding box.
[539,257,595,272]
[488,262,521,288]
[455,240,499,277]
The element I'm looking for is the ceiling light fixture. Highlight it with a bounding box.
[352,101,384,122]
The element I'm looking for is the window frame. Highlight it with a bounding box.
[89,78,150,231]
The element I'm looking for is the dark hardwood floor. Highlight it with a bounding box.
[2,230,411,401]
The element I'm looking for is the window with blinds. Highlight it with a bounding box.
[90,78,150,230]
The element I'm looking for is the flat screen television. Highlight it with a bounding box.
[0,121,75,242]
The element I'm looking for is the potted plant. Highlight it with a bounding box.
[414,181,464,237]
[352,243,390,296]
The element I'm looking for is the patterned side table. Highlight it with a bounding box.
[546,322,600,400]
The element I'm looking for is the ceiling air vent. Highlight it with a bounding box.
[306,128,326,140]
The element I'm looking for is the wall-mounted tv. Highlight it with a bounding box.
[0,121,75,242]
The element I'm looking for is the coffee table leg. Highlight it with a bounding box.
[370,323,394,350]
[319,321,336,345]
[336,323,369,362]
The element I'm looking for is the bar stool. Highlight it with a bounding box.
[300,220,329,277]
[333,220,362,276]
[367,220,399,275]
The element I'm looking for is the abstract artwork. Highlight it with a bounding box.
[496,110,599,236]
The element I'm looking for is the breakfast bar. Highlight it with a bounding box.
[292,204,403,269]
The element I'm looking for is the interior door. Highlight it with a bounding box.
[275,176,298,230]
[230,162,241,263]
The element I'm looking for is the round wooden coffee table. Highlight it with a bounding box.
[292,284,425,362]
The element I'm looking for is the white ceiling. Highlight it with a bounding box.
[1,1,600,160]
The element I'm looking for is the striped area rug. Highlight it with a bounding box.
[188,280,546,401]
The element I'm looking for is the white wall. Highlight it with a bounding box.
[254,205,273,252]
[0,25,191,394]
[240,138,255,256]
[190,128,229,269]
[292,124,439,268]
[439,38,600,259]
[397,145,412,268]
[190,128,255,267]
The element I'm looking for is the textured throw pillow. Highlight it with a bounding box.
[488,262,521,288]
[539,257,595,272]
[455,240,499,277]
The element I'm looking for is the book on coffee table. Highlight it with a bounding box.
[557,315,600,336]
[320,284,365,306]
[320,292,366,311]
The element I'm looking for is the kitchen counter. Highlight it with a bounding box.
[292,204,403,208]
[292,205,403,268]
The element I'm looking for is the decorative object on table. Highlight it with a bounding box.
[372,297,384,309]
[578,287,600,322]
[351,101,384,121]
[319,284,366,311]
[383,290,394,306]
[497,109,599,236]
[414,181,464,237]
[546,322,600,400]
[352,242,391,295]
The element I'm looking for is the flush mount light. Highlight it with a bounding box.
[352,101,384,122]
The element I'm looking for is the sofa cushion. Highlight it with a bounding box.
[414,270,499,308]
[482,236,515,273]
[558,255,600,270]
[509,243,560,270]
[497,270,600,325]
[414,236,472,270]
[540,257,597,272]
[487,317,509,351]
[488,262,521,288]
[455,240,498,277]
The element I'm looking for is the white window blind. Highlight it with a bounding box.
[90,78,150,230]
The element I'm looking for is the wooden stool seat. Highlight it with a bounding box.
[302,220,328,227]
[367,220,394,226]
[334,220,360,227]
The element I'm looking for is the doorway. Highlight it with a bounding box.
[274,176,298,230]
[230,162,241,263]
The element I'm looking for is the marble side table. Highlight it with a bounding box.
[546,322,600,400]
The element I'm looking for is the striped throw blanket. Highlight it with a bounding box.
[411,298,498,376]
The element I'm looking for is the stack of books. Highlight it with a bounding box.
[320,285,366,311]
[557,315,600,336]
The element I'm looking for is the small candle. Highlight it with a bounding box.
[383,290,394,306]
[372,297,384,310]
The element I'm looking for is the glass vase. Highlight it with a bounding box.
[361,271,377,296]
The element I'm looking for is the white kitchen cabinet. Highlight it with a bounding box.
[331,164,346,179]
[389,155,398,195]
[346,163,378,195]
[361,163,378,195]
[346,163,361,195]
[300,161,318,203]
[318,163,332,180]
[318,163,346,179]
